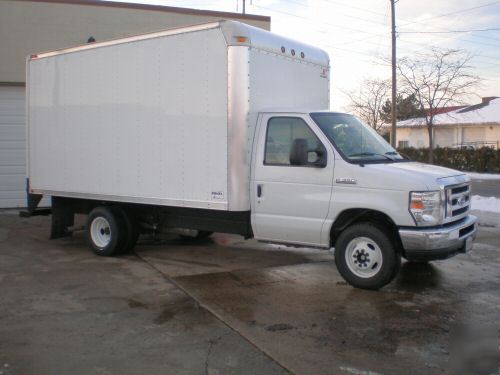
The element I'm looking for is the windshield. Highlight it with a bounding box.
[310,112,405,163]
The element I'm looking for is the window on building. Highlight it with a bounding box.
[398,140,409,149]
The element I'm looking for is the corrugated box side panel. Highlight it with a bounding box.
[28,27,229,209]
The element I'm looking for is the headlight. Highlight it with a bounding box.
[409,191,442,226]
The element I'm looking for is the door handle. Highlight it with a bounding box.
[257,184,263,198]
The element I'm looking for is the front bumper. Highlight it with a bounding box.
[399,215,477,261]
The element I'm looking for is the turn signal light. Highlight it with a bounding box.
[410,201,424,210]
[235,36,248,43]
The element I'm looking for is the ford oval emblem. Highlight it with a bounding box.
[457,196,466,206]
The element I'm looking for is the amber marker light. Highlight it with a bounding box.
[410,200,424,210]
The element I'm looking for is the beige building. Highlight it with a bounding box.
[0,0,270,207]
[396,97,500,150]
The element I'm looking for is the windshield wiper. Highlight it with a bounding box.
[348,152,395,161]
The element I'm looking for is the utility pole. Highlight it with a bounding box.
[390,0,397,147]
[242,0,246,14]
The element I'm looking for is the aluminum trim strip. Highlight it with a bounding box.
[31,189,228,210]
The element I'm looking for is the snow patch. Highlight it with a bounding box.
[467,172,500,180]
[471,195,500,213]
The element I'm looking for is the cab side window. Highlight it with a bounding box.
[264,117,322,166]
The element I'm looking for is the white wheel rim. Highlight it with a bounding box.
[90,217,111,249]
[345,236,383,278]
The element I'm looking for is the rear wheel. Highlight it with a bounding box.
[86,206,126,256]
[335,223,400,290]
[114,207,140,253]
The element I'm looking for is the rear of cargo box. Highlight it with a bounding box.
[27,23,230,210]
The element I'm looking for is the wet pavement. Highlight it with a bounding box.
[1,212,499,374]
[173,230,500,374]
[0,213,286,375]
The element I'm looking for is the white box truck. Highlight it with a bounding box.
[25,21,477,289]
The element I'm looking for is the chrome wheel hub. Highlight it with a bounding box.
[90,217,111,248]
[345,237,383,278]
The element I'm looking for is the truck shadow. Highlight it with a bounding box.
[393,261,442,292]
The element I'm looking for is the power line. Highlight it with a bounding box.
[397,29,500,50]
[250,3,387,38]
[321,0,387,18]
[252,0,500,49]
[395,2,500,48]
[278,0,391,28]
[399,28,500,34]
[250,3,409,60]
[398,1,500,27]
[249,1,500,67]
[319,0,500,44]
[392,1,500,51]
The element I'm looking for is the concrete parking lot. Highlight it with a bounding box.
[1,210,499,375]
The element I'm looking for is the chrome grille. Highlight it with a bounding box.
[445,183,471,222]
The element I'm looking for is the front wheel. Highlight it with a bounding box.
[335,223,401,290]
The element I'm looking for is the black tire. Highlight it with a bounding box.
[114,207,140,253]
[86,206,126,256]
[334,223,401,290]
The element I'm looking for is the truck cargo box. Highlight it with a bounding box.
[27,20,329,211]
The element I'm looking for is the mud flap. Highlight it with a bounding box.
[50,196,74,239]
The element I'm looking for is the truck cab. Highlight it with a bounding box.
[251,110,476,289]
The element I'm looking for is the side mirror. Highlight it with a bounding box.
[312,146,327,167]
[290,139,327,167]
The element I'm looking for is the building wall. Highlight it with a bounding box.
[396,127,429,148]
[484,124,500,149]
[397,124,500,149]
[0,0,270,84]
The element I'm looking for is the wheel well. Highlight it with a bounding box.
[330,209,403,252]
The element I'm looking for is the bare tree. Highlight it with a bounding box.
[345,78,391,132]
[397,48,481,163]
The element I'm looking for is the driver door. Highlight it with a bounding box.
[251,114,334,246]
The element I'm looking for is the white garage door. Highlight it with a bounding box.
[0,86,26,208]
[434,128,455,148]
[463,127,486,143]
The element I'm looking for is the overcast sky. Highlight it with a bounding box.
[108,0,500,111]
